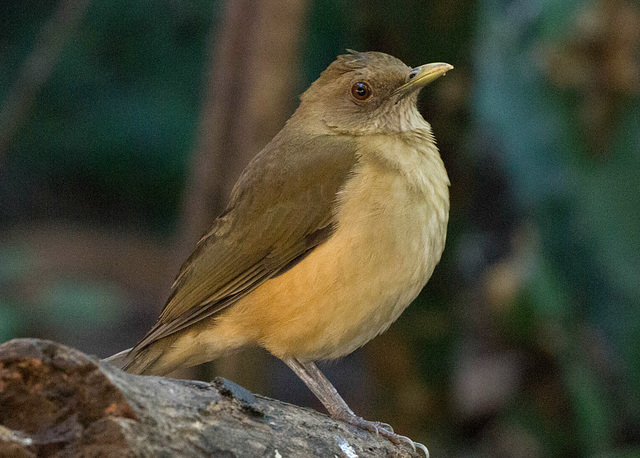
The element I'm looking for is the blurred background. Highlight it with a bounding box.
[1,0,639,456]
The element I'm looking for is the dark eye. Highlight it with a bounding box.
[351,81,372,101]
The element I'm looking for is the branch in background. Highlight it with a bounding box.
[0,0,91,161]
[178,0,309,252]
[175,0,309,387]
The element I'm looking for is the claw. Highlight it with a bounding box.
[334,413,428,456]
[402,436,416,452]
[415,441,430,458]
[395,434,416,449]
[394,435,430,458]
[373,421,394,433]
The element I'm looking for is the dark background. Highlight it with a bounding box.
[1,0,639,456]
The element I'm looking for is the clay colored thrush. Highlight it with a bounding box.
[106,51,452,455]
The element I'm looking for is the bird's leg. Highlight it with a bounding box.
[301,359,394,431]
[282,358,429,457]
[282,357,357,419]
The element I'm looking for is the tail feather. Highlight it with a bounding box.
[121,345,166,375]
[103,326,235,376]
[102,341,176,376]
[102,347,132,370]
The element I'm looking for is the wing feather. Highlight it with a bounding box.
[125,132,357,359]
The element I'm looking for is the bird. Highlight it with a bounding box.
[105,50,451,456]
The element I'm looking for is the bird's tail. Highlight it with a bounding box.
[102,340,177,376]
[102,347,132,370]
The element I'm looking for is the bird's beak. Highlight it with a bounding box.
[393,62,454,99]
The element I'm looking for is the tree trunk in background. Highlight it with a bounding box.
[174,0,309,388]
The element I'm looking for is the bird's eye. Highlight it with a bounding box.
[351,81,372,101]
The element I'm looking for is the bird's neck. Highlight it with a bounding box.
[356,129,449,198]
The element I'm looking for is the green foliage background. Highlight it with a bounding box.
[1,0,638,456]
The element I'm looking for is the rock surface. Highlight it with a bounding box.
[0,338,420,457]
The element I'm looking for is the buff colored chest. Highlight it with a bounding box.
[216,130,450,361]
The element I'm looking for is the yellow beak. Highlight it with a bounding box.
[393,62,454,98]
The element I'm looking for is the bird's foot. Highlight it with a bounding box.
[333,412,429,457]
[371,420,394,433]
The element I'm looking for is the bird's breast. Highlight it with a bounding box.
[219,134,450,361]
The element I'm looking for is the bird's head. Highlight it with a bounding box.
[296,50,453,135]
